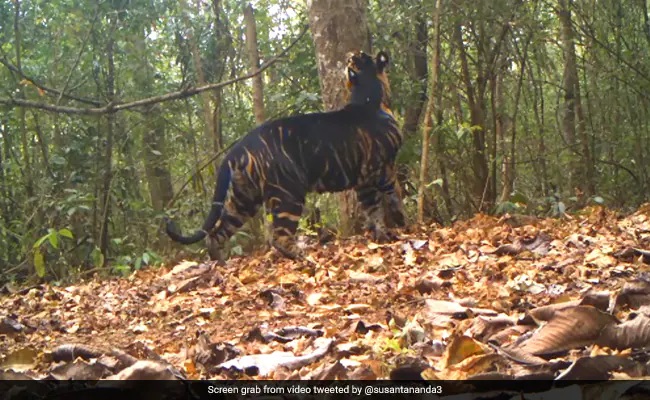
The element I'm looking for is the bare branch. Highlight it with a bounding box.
[0,56,102,106]
[0,25,309,116]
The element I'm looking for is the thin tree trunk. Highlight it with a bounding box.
[0,120,15,264]
[500,36,530,203]
[14,1,34,201]
[211,0,230,153]
[244,3,266,125]
[308,0,370,236]
[99,20,116,263]
[402,13,428,139]
[558,0,594,198]
[181,0,218,169]
[417,0,442,224]
[489,67,501,208]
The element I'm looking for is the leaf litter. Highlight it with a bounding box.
[2,206,650,395]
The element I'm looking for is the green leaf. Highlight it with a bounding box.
[230,245,243,256]
[91,247,104,268]
[135,257,143,270]
[557,201,566,214]
[456,126,469,140]
[48,232,59,249]
[33,234,50,249]
[58,228,74,239]
[51,155,66,165]
[142,252,150,265]
[593,196,605,204]
[34,249,45,278]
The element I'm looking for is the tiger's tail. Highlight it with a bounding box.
[165,164,231,244]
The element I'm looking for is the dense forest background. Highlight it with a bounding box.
[1,0,649,282]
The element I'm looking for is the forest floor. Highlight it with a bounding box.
[2,206,650,393]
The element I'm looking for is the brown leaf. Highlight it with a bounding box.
[49,359,108,380]
[556,355,645,380]
[103,360,178,380]
[424,299,498,319]
[597,314,650,350]
[527,300,583,323]
[0,347,39,372]
[516,306,618,356]
[440,335,487,369]
[0,316,25,335]
[465,315,516,342]
[615,277,650,309]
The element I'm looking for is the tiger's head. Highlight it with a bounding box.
[345,50,392,116]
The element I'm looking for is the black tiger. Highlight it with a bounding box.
[165,51,405,261]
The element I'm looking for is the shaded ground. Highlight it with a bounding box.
[2,205,650,384]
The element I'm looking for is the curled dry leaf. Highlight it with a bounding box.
[556,355,645,380]
[464,315,515,342]
[50,359,108,380]
[614,276,650,309]
[217,338,333,377]
[493,232,552,256]
[597,314,650,350]
[103,360,179,380]
[515,306,619,356]
[440,335,488,369]
[0,317,25,335]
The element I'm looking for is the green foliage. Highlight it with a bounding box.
[31,228,75,278]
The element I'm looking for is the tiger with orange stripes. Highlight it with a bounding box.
[166,51,405,261]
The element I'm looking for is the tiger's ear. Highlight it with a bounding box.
[376,51,390,73]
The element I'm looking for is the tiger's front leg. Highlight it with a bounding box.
[267,196,305,260]
[355,185,394,243]
[379,164,406,228]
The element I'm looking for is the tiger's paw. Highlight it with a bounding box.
[369,227,399,243]
[272,240,304,261]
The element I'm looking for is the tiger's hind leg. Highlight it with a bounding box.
[206,184,261,261]
[265,194,305,260]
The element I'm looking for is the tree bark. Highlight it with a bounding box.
[308,0,370,236]
[180,0,218,158]
[454,22,490,212]
[417,0,442,224]
[558,0,594,198]
[244,3,266,125]
[99,19,117,263]
[402,13,428,139]
[14,1,34,202]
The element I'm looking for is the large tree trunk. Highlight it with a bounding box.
[308,0,370,236]
[558,0,594,199]
[134,27,175,221]
[454,22,491,212]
